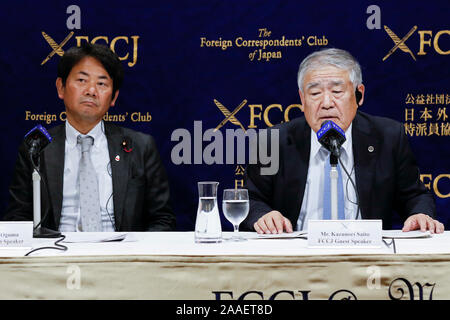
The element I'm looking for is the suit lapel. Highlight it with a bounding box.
[352,113,378,219]
[286,119,310,223]
[43,125,65,228]
[105,123,130,230]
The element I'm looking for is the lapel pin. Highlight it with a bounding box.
[368,146,374,153]
[115,155,120,161]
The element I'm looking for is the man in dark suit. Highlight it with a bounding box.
[243,48,444,234]
[4,44,175,231]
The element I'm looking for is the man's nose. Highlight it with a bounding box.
[84,81,97,96]
[322,92,334,108]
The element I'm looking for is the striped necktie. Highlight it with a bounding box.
[322,151,345,220]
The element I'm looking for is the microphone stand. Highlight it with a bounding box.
[30,153,61,238]
[329,154,339,220]
[32,169,41,230]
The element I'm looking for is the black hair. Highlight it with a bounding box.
[57,43,124,95]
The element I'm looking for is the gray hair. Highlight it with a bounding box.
[297,48,362,93]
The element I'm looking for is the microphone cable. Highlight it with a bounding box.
[337,155,361,220]
[96,121,117,231]
[344,164,358,205]
[24,235,68,256]
[105,161,117,231]
[382,238,397,254]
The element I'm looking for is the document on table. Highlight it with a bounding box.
[254,231,308,239]
[62,233,137,243]
[253,230,431,239]
[381,230,431,239]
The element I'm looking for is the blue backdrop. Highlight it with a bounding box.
[0,0,448,230]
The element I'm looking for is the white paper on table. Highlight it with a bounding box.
[382,230,431,239]
[253,231,308,239]
[62,233,136,243]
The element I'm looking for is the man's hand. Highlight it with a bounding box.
[254,211,293,234]
[402,213,445,234]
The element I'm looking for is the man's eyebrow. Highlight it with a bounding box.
[329,80,344,86]
[306,79,346,91]
[76,71,109,80]
[306,82,320,90]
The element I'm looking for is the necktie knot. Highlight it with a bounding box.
[77,135,94,153]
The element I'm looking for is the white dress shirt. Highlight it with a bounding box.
[59,120,115,232]
[296,123,359,231]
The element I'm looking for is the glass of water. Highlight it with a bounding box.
[222,189,249,241]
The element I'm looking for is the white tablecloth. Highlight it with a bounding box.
[1,231,449,257]
[0,231,449,300]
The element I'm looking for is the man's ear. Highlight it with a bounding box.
[356,84,365,107]
[298,89,305,112]
[56,78,64,100]
[110,90,119,107]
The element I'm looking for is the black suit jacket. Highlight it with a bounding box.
[4,122,176,231]
[242,111,435,230]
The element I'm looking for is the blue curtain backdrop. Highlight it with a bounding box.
[0,0,448,230]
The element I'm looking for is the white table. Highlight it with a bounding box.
[0,231,449,300]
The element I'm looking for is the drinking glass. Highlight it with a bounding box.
[222,189,249,241]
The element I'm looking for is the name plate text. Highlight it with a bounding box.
[0,222,33,248]
[308,220,382,248]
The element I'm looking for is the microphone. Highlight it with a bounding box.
[24,125,52,162]
[317,120,361,220]
[317,120,346,159]
[23,125,60,238]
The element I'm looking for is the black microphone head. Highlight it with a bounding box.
[316,120,346,154]
[24,125,52,154]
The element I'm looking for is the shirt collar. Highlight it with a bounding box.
[341,122,353,158]
[310,122,353,159]
[65,120,105,148]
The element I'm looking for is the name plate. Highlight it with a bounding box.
[0,222,33,248]
[307,220,382,248]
